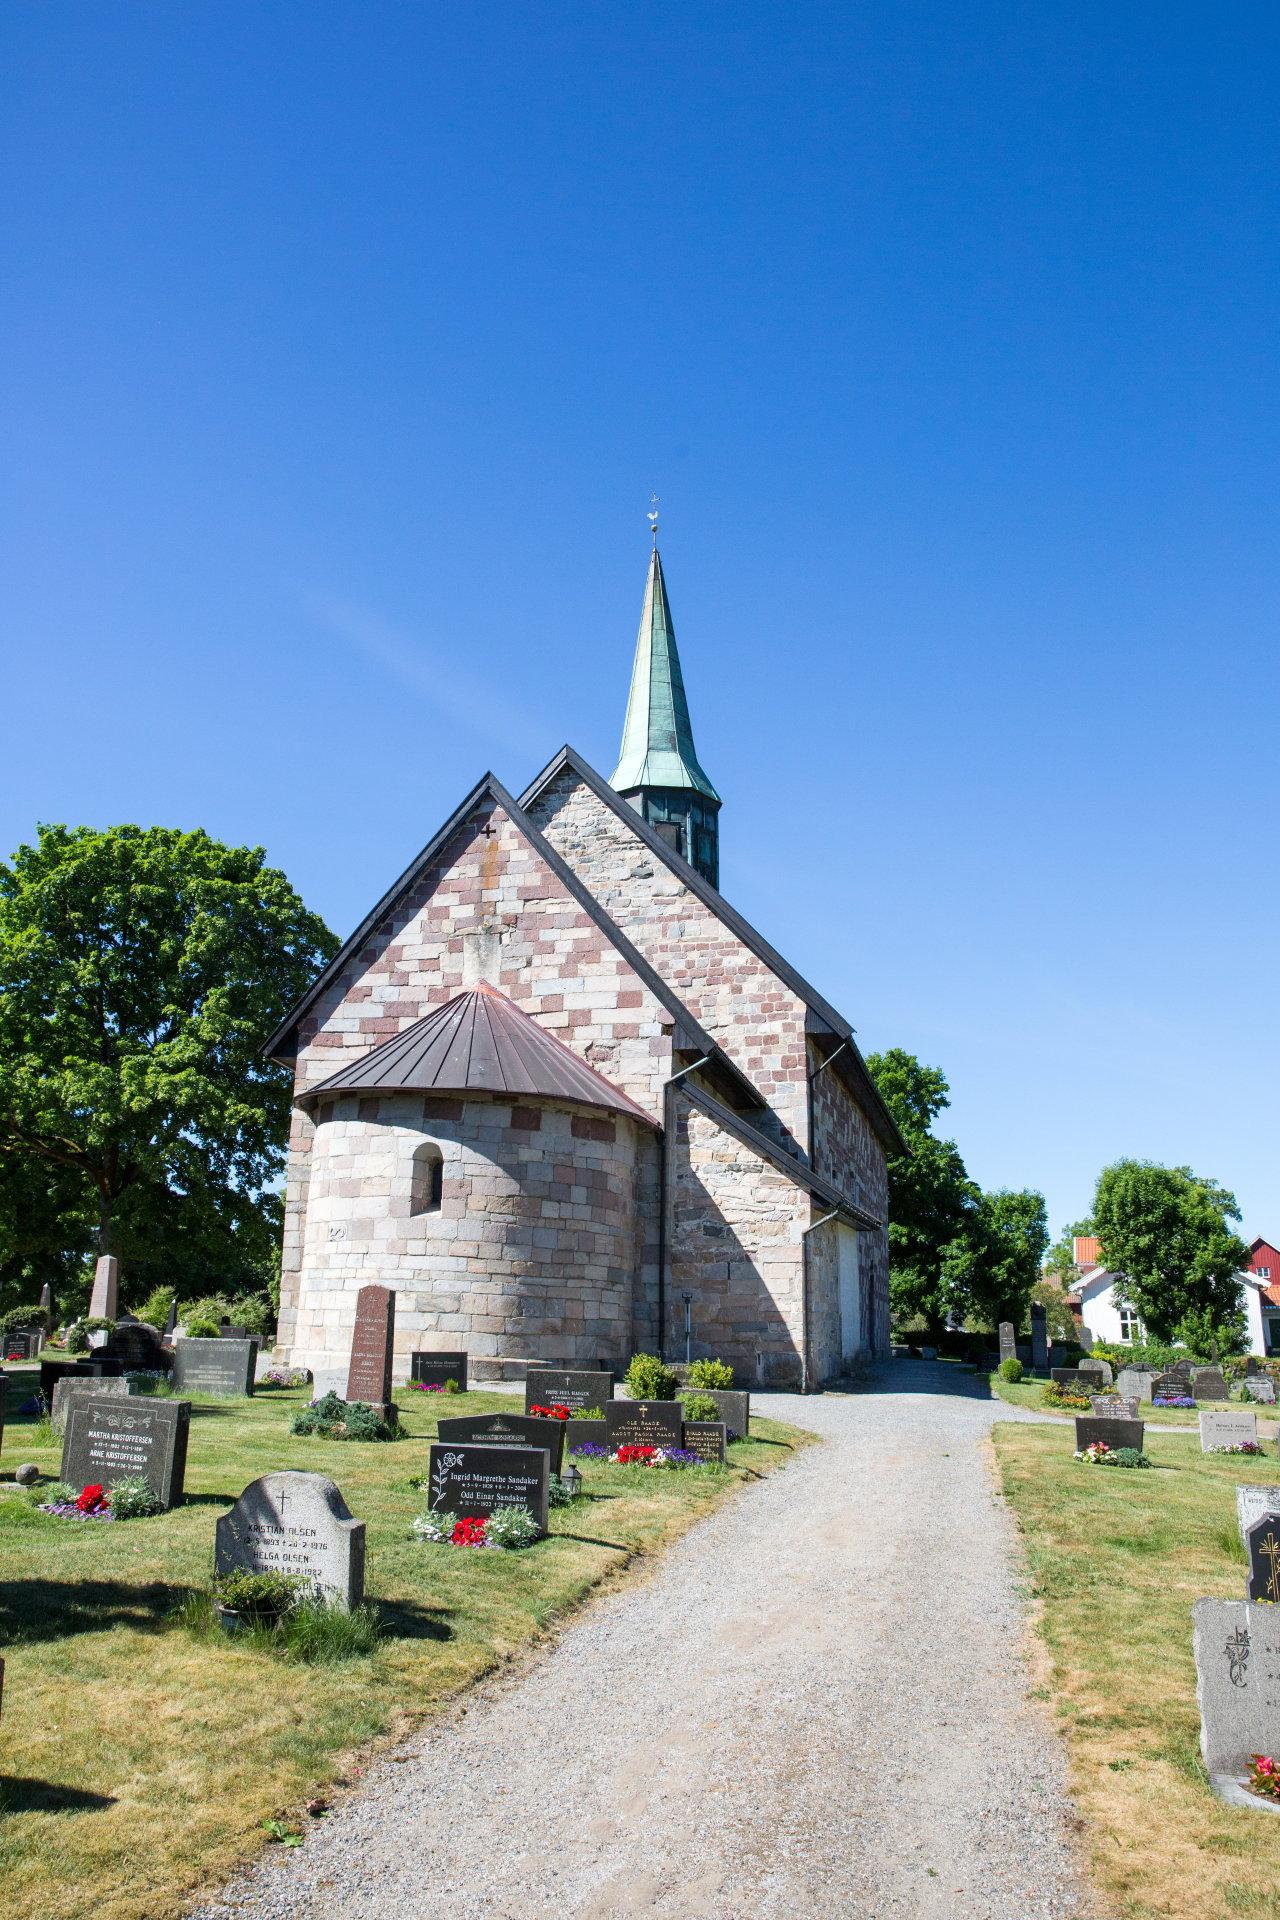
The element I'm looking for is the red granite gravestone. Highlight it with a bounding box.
[345,1284,396,1421]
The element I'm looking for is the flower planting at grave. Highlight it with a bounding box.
[413,1505,542,1549]
[258,1367,309,1390]
[408,1376,462,1394]
[1153,1395,1196,1408]
[1075,1442,1151,1469]
[529,1402,572,1419]
[34,1476,164,1521]
[612,1443,708,1469]
[1044,1382,1091,1411]
[1248,1756,1280,1803]
[290,1392,398,1441]
[1211,1440,1264,1455]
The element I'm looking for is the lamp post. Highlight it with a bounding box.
[682,1291,693,1367]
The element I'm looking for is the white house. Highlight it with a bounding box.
[1074,1265,1273,1356]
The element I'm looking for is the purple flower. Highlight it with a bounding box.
[570,1442,610,1458]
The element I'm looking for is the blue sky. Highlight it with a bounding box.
[3,4,1276,1240]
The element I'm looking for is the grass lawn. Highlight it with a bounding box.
[0,1370,811,1920]
[986,1372,1277,1435]
[994,1419,1280,1920]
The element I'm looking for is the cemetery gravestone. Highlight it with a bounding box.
[50,1373,131,1435]
[437,1410,566,1475]
[38,1281,54,1320]
[681,1420,727,1463]
[1116,1366,1160,1403]
[1193,1598,1280,1804]
[1194,1367,1230,1404]
[88,1254,119,1321]
[172,1338,256,1397]
[1077,1358,1113,1386]
[1051,1370,1092,1394]
[1200,1410,1259,1453]
[1248,1377,1278,1405]
[0,1370,5,1456]
[1152,1370,1195,1405]
[410,1351,468,1392]
[1075,1415,1145,1454]
[61,1394,189,1508]
[40,1357,122,1406]
[564,1417,608,1452]
[101,1321,171,1373]
[1030,1301,1048,1371]
[426,1442,549,1530]
[699,1388,749,1438]
[1237,1487,1280,1544]
[999,1322,1016,1366]
[164,1296,178,1338]
[345,1284,395,1420]
[1091,1395,1139,1419]
[1246,1515,1280,1606]
[604,1400,686,1451]
[219,1323,250,1340]
[524,1368,613,1416]
[216,1471,365,1608]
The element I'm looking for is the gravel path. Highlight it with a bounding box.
[194,1361,1088,1920]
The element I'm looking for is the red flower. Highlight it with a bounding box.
[450,1515,488,1547]
[76,1484,109,1514]
[616,1444,658,1465]
[530,1404,571,1420]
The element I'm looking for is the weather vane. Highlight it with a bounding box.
[647,493,659,548]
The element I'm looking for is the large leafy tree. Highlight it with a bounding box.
[945,1187,1049,1331]
[865,1048,975,1336]
[1044,1215,1095,1284]
[0,824,336,1308]
[1093,1158,1249,1350]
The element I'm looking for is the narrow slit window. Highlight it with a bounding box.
[411,1144,444,1216]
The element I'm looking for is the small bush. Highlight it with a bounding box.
[83,1316,116,1335]
[133,1286,175,1331]
[64,1322,89,1353]
[213,1569,305,1623]
[1106,1448,1151,1469]
[547,1473,582,1508]
[0,1304,48,1336]
[291,1392,397,1441]
[183,1316,222,1339]
[281,1598,380,1664]
[443,1376,461,1395]
[109,1475,163,1520]
[998,1357,1024,1383]
[626,1353,679,1401]
[575,1406,604,1420]
[483,1505,542,1549]
[681,1391,720,1421]
[688,1358,734,1390]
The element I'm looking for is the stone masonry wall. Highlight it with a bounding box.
[277,799,674,1353]
[809,1040,891,1356]
[292,1091,649,1376]
[670,1098,809,1387]
[528,771,811,1154]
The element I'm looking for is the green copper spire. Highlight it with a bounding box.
[610,546,721,802]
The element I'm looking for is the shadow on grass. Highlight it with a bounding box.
[0,1577,182,1644]
[374,1597,454,1642]
[553,1533,631,1552]
[0,1777,117,1814]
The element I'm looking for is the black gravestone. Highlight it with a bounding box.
[40,1357,123,1406]
[61,1394,190,1508]
[425,1442,549,1529]
[5,1327,42,1359]
[604,1400,686,1450]
[1247,1514,1280,1605]
[1151,1369,1194,1403]
[1051,1369,1091,1393]
[1193,1367,1229,1403]
[437,1410,565,1475]
[681,1420,727,1463]
[219,1324,250,1340]
[410,1351,468,1391]
[1075,1415,1145,1454]
[524,1368,613,1416]
[564,1417,608,1452]
[101,1322,172,1373]
[171,1338,256,1397]
[1030,1301,1049,1370]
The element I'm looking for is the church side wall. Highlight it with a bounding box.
[277,801,673,1350]
[528,771,811,1155]
[670,1100,808,1387]
[809,1042,891,1356]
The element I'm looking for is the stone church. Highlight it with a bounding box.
[267,546,902,1388]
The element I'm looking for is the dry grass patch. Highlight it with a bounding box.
[995,1420,1280,1920]
[0,1372,811,1920]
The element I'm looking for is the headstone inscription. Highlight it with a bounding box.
[1090,1395,1139,1420]
[524,1368,613,1416]
[426,1442,549,1530]
[88,1254,119,1321]
[998,1322,1016,1366]
[1192,1598,1280,1804]
[1200,1410,1259,1453]
[1193,1367,1230,1404]
[216,1471,365,1608]
[61,1394,189,1508]
[345,1284,395,1419]
[1152,1369,1194,1404]
[50,1373,131,1435]
[1246,1515,1280,1606]
[437,1411,565,1475]
[1030,1301,1048,1371]
[604,1400,686,1451]
[1249,1377,1278,1405]
[698,1388,750,1438]
[1238,1487,1280,1545]
[171,1338,256,1397]
[1116,1366,1160,1403]
[4,1328,41,1359]
[1075,1415,1145,1454]
[410,1351,468,1392]
[681,1420,727,1463]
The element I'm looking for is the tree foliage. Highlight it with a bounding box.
[0,823,336,1310]
[1092,1158,1249,1350]
[1044,1215,1095,1283]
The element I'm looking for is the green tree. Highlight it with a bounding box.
[865,1048,975,1337]
[945,1187,1049,1331]
[0,824,336,1303]
[1044,1216,1095,1284]
[1092,1158,1249,1348]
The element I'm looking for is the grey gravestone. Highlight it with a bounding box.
[219,1324,249,1340]
[216,1471,365,1608]
[309,1367,347,1404]
[38,1282,54,1321]
[172,1338,256,1397]
[61,1394,189,1508]
[1200,1410,1259,1453]
[1194,1367,1230,1404]
[1075,1415,1145,1454]
[410,1351,468,1391]
[1193,1598,1280,1806]
[101,1321,171,1373]
[50,1373,131,1435]
[524,1368,613,1416]
[1077,1358,1113,1386]
[604,1400,686,1451]
[998,1322,1016,1366]
[698,1388,749,1438]
[1116,1366,1160,1403]
[88,1254,119,1321]
[437,1411,565,1475]
[345,1284,395,1419]
[1030,1302,1048,1370]
[1091,1395,1139,1420]
[1237,1486,1280,1544]
[1248,1378,1278,1405]
[1152,1369,1195,1404]
[425,1442,549,1530]
[681,1420,727,1463]
[1246,1515,1280,1606]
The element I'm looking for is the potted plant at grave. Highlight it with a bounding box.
[212,1569,306,1633]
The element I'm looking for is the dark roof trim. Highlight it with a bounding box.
[677,1080,884,1230]
[263,771,765,1114]
[520,744,906,1156]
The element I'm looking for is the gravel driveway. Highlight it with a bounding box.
[194,1361,1087,1920]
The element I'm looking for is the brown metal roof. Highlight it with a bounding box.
[298,984,658,1127]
